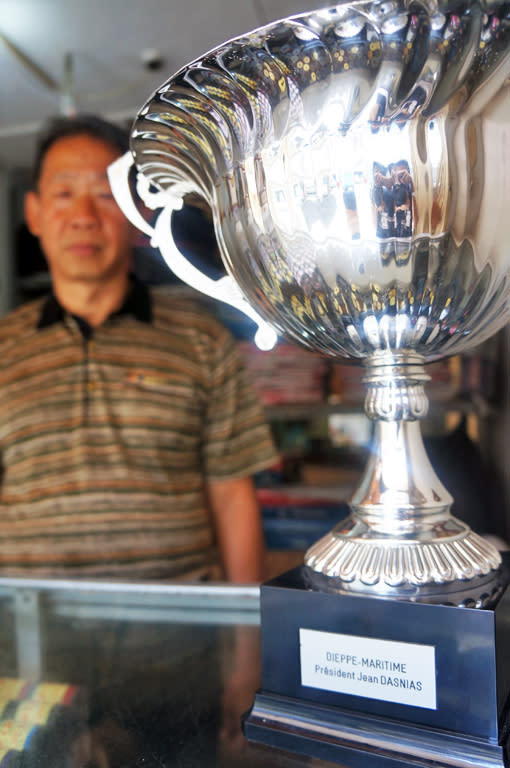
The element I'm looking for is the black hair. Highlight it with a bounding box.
[32,113,130,188]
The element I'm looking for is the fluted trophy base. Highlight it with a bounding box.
[304,515,504,607]
[244,556,510,768]
[303,559,507,609]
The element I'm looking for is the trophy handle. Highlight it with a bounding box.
[108,152,278,351]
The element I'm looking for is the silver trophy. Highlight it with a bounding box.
[109,0,510,762]
[110,0,510,606]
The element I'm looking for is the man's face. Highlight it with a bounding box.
[25,134,133,286]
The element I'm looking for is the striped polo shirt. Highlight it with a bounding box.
[0,281,277,580]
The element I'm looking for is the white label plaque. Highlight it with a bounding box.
[300,628,436,709]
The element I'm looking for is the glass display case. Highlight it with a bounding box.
[0,576,337,767]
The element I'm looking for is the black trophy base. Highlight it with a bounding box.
[245,690,510,768]
[244,556,510,768]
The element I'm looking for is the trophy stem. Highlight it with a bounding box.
[352,354,452,536]
[305,352,503,603]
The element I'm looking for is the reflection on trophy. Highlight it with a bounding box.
[109,0,510,764]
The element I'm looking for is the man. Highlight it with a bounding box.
[0,114,277,582]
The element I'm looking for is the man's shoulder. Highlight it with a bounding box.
[149,286,233,340]
[0,298,46,345]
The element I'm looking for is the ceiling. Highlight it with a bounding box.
[0,0,325,171]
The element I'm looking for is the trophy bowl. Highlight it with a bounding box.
[117,0,510,603]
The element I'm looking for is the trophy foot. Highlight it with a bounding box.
[304,516,504,606]
[303,562,508,609]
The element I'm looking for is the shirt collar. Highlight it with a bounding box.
[37,275,153,330]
